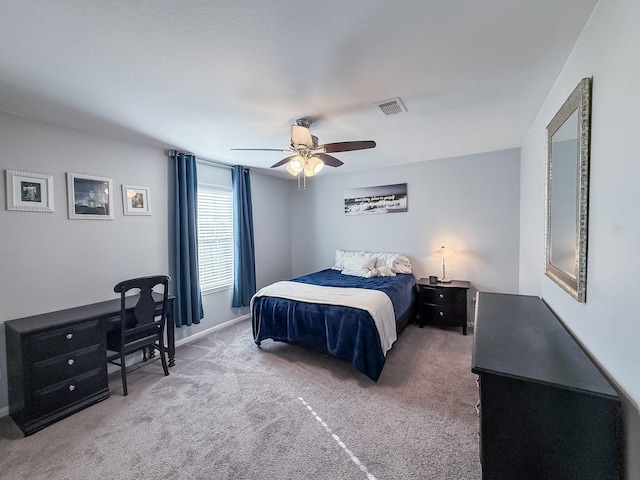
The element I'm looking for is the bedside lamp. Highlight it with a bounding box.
[433,245,455,283]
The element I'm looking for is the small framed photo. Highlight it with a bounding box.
[122,184,150,216]
[67,172,113,220]
[5,169,54,212]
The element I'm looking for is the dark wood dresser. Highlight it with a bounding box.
[416,279,470,334]
[472,292,622,480]
[6,312,109,436]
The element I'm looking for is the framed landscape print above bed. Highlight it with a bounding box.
[344,183,407,216]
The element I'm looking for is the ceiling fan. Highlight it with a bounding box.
[231,118,376,178]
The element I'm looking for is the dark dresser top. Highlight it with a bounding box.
[472,292,617,398]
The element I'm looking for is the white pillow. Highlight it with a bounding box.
[333,249,347,270]
[392,254,412,274]
[333,249,412,274]
[341,255,376,277]
[333,249,373,270]
[371,253,387,268]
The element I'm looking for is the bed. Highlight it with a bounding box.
[251,251,416,381]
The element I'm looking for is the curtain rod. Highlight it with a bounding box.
[164,150,234,171]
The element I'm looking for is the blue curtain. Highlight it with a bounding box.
[232,165,256,307]
[171,152,204,327]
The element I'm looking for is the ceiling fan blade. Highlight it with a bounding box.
[291,125,314,147]
[270,155,297,168]
[317,153,344,167]
[230,148,285,151]
[321,141,376,153]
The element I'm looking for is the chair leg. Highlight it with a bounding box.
[157,342,169,376]
[120,353,128,396]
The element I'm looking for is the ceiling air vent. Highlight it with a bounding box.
[375,97,407,116]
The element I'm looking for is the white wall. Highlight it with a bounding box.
[289,148,521,299]
[0,112,294,413]
[0,111,171,412]
[519,0,640,475]
[252,172,293,289]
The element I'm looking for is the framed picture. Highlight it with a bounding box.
[67,172,113,220]
[5,169,54,212]
[122,184,151,216]
[344,183,408,216]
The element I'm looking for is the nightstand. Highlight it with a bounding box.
[416,279,470,335]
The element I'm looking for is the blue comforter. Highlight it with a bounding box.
[252,269,415,381]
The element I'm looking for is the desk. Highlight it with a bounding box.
[5,294,175,436]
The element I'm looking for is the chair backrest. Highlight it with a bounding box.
[114,275,170,333]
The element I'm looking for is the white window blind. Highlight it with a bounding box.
[197,186,234,292]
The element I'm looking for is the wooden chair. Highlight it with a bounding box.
[107,275,170,396]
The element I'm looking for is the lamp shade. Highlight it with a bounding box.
[433,245,455,258]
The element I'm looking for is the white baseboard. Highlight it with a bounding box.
[174,313,251,348]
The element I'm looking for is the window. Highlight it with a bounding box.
[197,186,234,292]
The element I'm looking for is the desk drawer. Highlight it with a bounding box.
[30,320,102,362]
[30,345,104,388]
[31,369,107,417]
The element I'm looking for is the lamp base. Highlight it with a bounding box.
[439,278,452,283]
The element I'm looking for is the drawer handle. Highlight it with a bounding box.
[67,358,75,366]
[439,294,444,299]
[65,333,74,340]
[68,384,76,392]
[439,311,444,317]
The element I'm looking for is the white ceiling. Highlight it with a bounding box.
[0,1,598,178]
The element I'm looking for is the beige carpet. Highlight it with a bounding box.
[0,320,481,479]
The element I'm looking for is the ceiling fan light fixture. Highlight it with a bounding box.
[285,163,299,176]
[231,118,375,187]
[289,155,304,172]
[303,164,315,177]
[305,156,324,177]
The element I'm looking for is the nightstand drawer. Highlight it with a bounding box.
[420,304,466,326]
[418,287,466,305]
